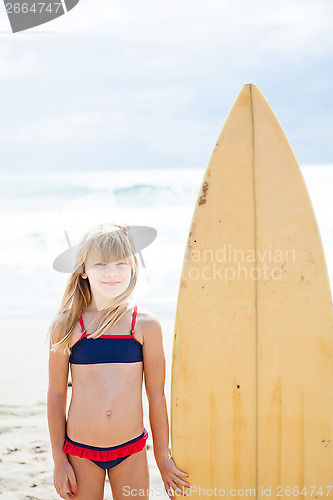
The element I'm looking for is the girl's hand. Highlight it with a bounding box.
[53,458,78,499]
[156,455,190,500]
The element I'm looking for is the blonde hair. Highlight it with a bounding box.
[48,223,139,353]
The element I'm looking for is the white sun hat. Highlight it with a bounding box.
[53,224,157,273]
[52,188,157,274]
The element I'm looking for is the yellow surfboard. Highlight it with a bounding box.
[171,84,333,498]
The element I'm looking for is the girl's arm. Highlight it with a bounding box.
[47,347,77,499]
[143,315,190,499]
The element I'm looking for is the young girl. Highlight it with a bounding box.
[47,223,190,500]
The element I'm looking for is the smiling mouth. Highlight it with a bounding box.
[102,281,121,286]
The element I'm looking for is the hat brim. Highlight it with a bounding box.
[52,225,157,273]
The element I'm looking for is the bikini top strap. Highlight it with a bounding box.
[131,305,138,334]
[79,316,86,333]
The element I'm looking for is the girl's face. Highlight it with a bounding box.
[82,249,132,305]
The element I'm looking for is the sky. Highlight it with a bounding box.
[0,0,332,172]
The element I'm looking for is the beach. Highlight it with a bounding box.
[0,165,332,498]
[0,167,199,499]
[0,319,176,500]
[0,398,166,500]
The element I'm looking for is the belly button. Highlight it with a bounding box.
[106,410,111,417]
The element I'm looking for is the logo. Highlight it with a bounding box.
[4,0,80,33]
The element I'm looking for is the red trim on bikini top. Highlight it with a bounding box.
[79,305,138,338]
[79,315,85,332]
[131,305,137,333]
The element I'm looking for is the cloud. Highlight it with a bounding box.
[0,0,331,164]
[50,0,333,57]
[0,111,129,144]
[0,84,198,145]
[0,44,47,80]
[259,1,333,56]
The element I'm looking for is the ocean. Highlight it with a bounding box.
[1,165,332,326]
[0,164,332,407]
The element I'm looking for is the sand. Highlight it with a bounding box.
[0,321,175,499]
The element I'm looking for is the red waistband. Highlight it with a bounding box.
[63,429,148,461]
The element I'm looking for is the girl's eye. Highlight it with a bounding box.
[117,262,127,265]
[95,263,105,266]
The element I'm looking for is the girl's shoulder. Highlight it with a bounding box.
[136,306,160,324]
[136,307,162,344]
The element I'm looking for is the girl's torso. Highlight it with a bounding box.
[66,305,145,447]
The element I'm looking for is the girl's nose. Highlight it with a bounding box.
[104,264,120,276]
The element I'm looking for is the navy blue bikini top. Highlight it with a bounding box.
[69,305,143,365]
